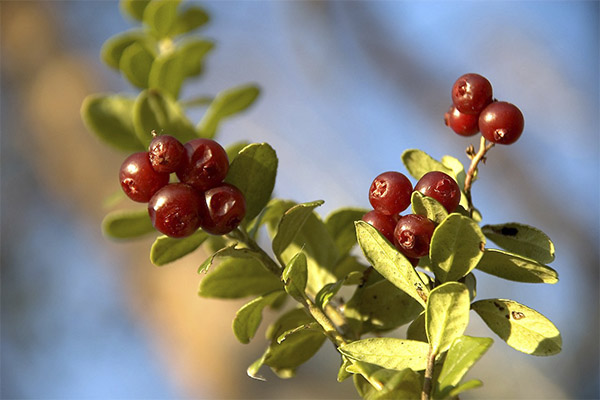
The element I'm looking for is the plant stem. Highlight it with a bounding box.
[463,135,494,217]
[421,347,437,400]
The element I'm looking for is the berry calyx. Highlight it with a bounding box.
[444,105,479,136]
[451,73,493,115]
[201,183,246,235]
[148,183,205,238]
[148,134,185,174]
[119,152,169,203]
[176,138,229,191]
[362,210,399,243]
[369,171,413,215]
[414,171,461,213]
[393,214,436,259]
[478,101,524,145]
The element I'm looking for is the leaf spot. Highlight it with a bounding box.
[501,227,519,236]
[511,311,526,320]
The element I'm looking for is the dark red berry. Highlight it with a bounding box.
[148,183,205,238]
[362,210,399,243]
[176,138,229,191]
[444,105,479,136]
[148,134,185,173]
[119,152,169,203]
[201,183,246,235]
[451,73,493,115]
[414,171,461,213]
[369,171,413,215]
[394,214,436,259]
[478,101,524,145]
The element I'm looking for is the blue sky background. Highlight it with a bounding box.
[2,1,598,399]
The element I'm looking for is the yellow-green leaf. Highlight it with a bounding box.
[482,222,555,264]
[339,338,429,371]
[150,229,208,266]
[102,209,155,239]
[476,249,558,284]
[426,282,470,354]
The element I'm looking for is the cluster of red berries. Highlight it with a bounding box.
[444,73,524,145]
[119,134,246,238]
[362,170,460,265]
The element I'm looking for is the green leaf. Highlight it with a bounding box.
[119,42,154,88]
[197,84,260,138]
[178,38,214,78]
[472,299,562,356]
[448,380,483,397]
[81,94,144,152]
[143,0,180,38]
[338,356,353,382]
[263,308,326,376]
[247,354,267,381]
[482,223,555,264]
[282,252,308,302]
[198,258,282,299]
[272,200,324,260]
[169,5,210,36]
[463,272,477,301]
[148,51,185,99]
[355,221,429,308]
[232,290,285,344]
[362,367,422,400]
[411,191,448,224]
[426,282,470,355]
[430,213,485,282]
[434,335,493,399]
[339,338,429,371]
[325,208,369,259]
[198,244,265,274]
[150,229,208,266]
[133,89,197,147]
[476,249,558,284]
[401,149,454,180]
[101,209,155,239]
[225,143,278,222]
[225,140,250,161]
[314,279,344,309]
[406,312,427,342]
[276,322,321,344]
[441,155,467,190]
[100,30,152,70]
[120,0,151,21]
[333,255,367,280]
[344,275,422,334]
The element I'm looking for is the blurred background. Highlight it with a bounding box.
[1,1,598,399]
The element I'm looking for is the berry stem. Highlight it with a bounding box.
[463,135,494,217]
[421,346,437,400]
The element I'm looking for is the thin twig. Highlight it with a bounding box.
[463,136,494,217]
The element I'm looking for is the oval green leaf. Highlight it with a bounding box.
[325,207,369,259]
[282,252,308,302]
[355,221,429,308]
[401,149,454,180]
[143,0,180,38]
[272,200,324,260]
[339,338,429,371]
[225,143,278,222]
[482,222,555,264]
[169,5,210,37]
[81,94,144,152]
[430,213,485,282]
[476,249,558,284]
[119,42,154,89]
[426,282,470,354]
[411,191,448,224]
[120,0,151,21]
[472,299,562,356]
[232,290,285,344]
[100,30,151,70]
[178,38,214,77]
[150,229,208,266]
[102,209,155,239]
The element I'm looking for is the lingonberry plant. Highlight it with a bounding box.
[82,2,561,399]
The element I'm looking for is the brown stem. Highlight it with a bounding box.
[463,136,494,217]
[421,347,437,400]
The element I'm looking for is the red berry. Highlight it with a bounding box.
[148,183,205,238]
[119,152,169,203]
[362,210,399,243]
[414,171,461,213]
[394,214,436,259]
[201,183,246,235]
[478,101,524,145]
[176,138,229,191]
[444,105,479,136]
[451,73,493,115]
[148,134,185,173]
[369,171,413,215]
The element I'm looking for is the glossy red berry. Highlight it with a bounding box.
[414,171,461,213]
[478,101,524,145]
[176,138,229,191]
[451,73,493,115]
[369,171,413,215]
[201,183,246,235]
[148,183,205,238]
[362,210,399,243]
[148,134,185,173]
[444,105,479,136]
[119,152,169,203]
[394,214,436,259]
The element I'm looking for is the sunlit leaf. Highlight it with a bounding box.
[476,249,558,284]
[272,200,324,260]
[232,290,285,344]
[150,229,208,266]
[482,222,555,264]
[339,337,429,371]
[401,149,454,180]
[102,209,155,239]
[426,282,470,354]
[282,251,308,302]
[325,208,369,259]
[411,191,448,224]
